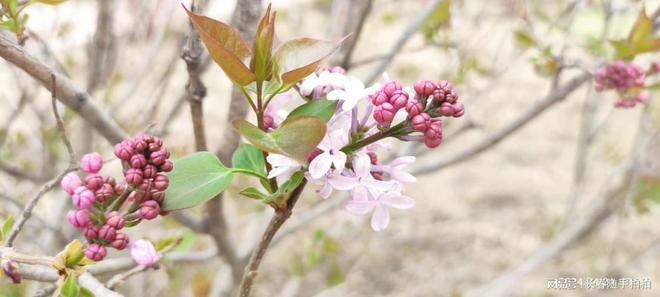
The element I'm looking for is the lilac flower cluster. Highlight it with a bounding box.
[61,134,172,261]
[266,69,464,231]
[595,60,648,108]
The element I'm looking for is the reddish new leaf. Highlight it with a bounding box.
[274,37,342,86]
[251,3,276,81]
[184,6,256,86]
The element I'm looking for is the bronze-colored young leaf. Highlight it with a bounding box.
[629,6,653,45]
[183,6,256,86]
[232,119,282,154]
[274,116,326,163]
[274,37,342,86]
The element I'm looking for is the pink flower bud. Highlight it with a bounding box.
[85,244,107,261]
[84,174,104,191]
[103,176,116,187]
[143,164,158,178]
[137,133,154,144]
[72,186,95,209]
[263,115,274,130]
[105,211,125,229]
[452,102,465,117]
[61,172,82,195]
[433,80,456,103]
[95,183,114,203]
[150,150,167,166]
[152,174,169,191]
[150,190,165,203]
[124,168,144,186]
[369,91,388,106]
[129,239,160,266]
[130,154,148,169]
[382,81,402,97]
[133,139,147,153]
[111,233,129,250]
[128,190,148,204]
[160,160,173,172]
[424,135,442,148]
[139,200,160,220]
[437,102,455,117]
[2,260,20,284]
[114,182,127,195]
[114,143,134,160]
[67,209,91,228]
[411,113,431,131]
[98,225,117,241]
[153,137,163,147]
[389,90,409,109]
[373,102,396,124]
[405,98,424,117]
[413,80,437,97]
[80,152,103,174]
[148,142,160,152]
[82,225,99,240]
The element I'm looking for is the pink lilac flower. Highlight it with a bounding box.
[371,156,417,184]
[129,239,160,266]
[345,191,415,231]
[80,152,103,174]
[341,154,394,201]
[327,77,374,111]
[299,70,348,99]
[308,129,349,179]
[307,171,358,199]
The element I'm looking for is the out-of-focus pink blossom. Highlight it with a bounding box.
[372,156,417,184]
[61,172,82,195]
[80,152,104,174]
[345,191,414,231]
[129,239,160,266]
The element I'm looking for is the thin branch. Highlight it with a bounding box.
[0,31,128,144]
[412,72,591,175]
[105,265,149,290]
[364,0,444,84]
[4,75,76,247]
[327,0,373,69]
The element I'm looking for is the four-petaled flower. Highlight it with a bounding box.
[327,77,374,111]
[345,191,415,231]
[308,129,349,179]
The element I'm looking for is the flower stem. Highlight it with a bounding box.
[341,122,409,154]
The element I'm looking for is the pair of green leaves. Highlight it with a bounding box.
[59,275,93,297]
[610,6,660,60]
[240,171,304,208]
[184,4,342,91]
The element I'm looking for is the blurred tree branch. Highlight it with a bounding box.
[327,0,373,69]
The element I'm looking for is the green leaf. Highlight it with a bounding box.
[239,187,270,200]
[63,240,85,268]
[422,0,451,37]
[513,28,537,49]
[184,6,256,86]
[234,116,326,163]
[1,215,14,242]
[7,0,17,16]
[173,229,197,252]
[59,275,79,297]
[163,152,234,211]
[79,288,94,297]
[155,237,179,252]
[286,98,337,122]
[274,38,342,87]
[269,171,304,207]
[232,144,266,177]
[610,40,636,60]
[250,3,276,82]
[629,6,653,45]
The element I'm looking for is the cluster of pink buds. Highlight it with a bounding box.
[370,79,464,148]
[595,60,648,108]
[61,134,172,261]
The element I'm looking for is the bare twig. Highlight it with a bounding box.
[327,0,373,69]
[0,32,128,144]
[4,75,76,247]
[364,0,444,84]
[412,72,591,175]
[105,265,149,290]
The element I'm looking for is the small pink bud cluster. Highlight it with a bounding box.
[370,79,463,148]
[595,61,649,109]
[62,134,172,262]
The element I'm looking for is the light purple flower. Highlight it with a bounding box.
[372,156,417,184]
[299,71,348,98]
[345,191,415,231]
[338,154,394,201]
[307,171,358,199]
[327,77,374,111]
[266,154,301,180]
[129,239,160,266]
[308,129,348,179]
[80,152,104,174]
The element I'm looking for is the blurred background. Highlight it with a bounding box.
[1,0,660,296]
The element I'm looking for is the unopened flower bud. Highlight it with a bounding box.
[85,244,107,261]
[81,153,103,174]
[389,90,409,109]
[437,102,455,117]
[369,91,388,106]
[128,190,147,204]
[2,260,20,283]
[61,172,82,195]
[133,139,148,153]
[139,201,160,220]
[405,98,424,117]
[373,102,396,124]
[105,211,125,229]
[114,182,127,195]
[452,102,465,117]
[424,135,442,148]
[82,225,99,240]
[95,184,114,202]
[148,142,160,152]
[67,209,91,228]
[129,239,160,266]
[98,225,117,241]
[411,113,431,131]
[152,174,169,191]
[160,160,173,172]
[263,115,274,130]
[382,81,402,97]
[150,150,167,166]
[111,233,129,250]
[84,175,104,191]
[103,176,116,187]
[124,168,144,186]
[72,186,95,209]
[143,164,158,178]
[130,154,148,169]
[114,143,134,160]
[414,80,437,97]
[150,190,165,203]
